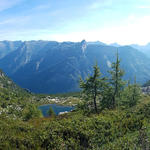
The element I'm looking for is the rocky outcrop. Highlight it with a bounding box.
[142,86,150,94]
[81,40,87,53]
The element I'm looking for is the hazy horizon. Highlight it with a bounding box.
[0,0,150,45]
[1,39,150,47]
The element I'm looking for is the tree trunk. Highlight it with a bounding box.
[93,82,98,113]
[112,95,115,108]
[93,95,98,113]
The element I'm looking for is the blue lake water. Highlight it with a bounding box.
[38,104,74,117]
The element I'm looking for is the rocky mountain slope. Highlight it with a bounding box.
[0,40,150,93]
[0,41,22,59]
[130,43,150,58]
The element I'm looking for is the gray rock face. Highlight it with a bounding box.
[81,40,87,53]
[0,41,22,59]
[142,86,150,94]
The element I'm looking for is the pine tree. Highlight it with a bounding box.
[80,63,106,113]
[100,85,114,109]
[108,51,125,108]
[129,77,141,107]
[48,107,56,117]
[120,77,141,108]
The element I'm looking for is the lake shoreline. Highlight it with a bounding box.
[38,104,75,117]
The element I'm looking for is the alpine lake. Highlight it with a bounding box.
[38,104,74,117]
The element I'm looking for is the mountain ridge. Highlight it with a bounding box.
[0,40,150,93]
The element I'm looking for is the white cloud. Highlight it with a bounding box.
[88,0,113,10]
[0,16,31,27]
[31,4,51,12]
[89,2,101,9]
[39,15,150,45]
[1,14,150,46]
[0,19,15,25]
[0,0,22,12]
[138,5,150,9]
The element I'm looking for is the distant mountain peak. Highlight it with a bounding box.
[87,41,106,46]
[81,40,87,53]
[109,43,121,47]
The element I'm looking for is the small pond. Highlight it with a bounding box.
[38,104,74,117]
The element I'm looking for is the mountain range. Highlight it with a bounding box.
[130,43,150,58]
[0,40,150,93]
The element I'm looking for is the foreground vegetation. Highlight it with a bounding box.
[1,95,150,149]
[0,54,150,149]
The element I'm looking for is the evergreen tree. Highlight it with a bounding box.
[121,80,132,108]
[100,85,114,109]
[80,63,106,113]
[128,77,141,107]
[108,51,125,108]
[48,107,56,117]
[121,77,141,108]
[23,104,43,121]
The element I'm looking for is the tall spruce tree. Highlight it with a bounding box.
[108,51,125,108]
[129,77,141,107]
[80,63,106,113]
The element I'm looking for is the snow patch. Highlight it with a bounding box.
[36,58,43,70]
[107,60,111,68]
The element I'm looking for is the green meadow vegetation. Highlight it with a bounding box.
[0,53,150,149]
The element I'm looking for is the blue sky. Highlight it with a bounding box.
[0,0,150,45]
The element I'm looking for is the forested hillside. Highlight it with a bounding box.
[0,69,42,121]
